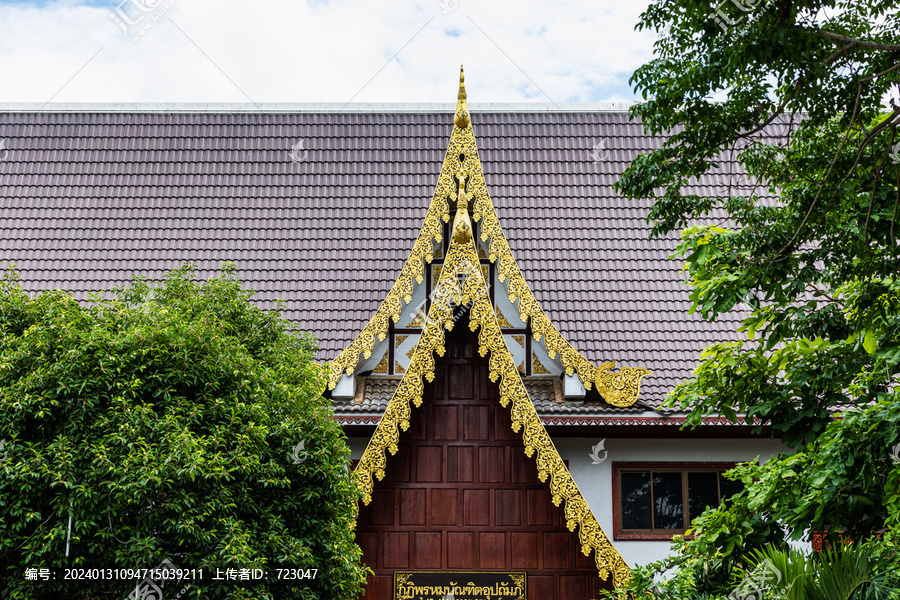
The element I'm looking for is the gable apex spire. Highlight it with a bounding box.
[454,65,470,128]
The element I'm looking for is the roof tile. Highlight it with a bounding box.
[0,110,752,406]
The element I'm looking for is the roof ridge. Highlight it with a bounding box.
[0,101,634,114]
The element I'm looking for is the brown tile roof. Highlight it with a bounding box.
[0,108,750,407]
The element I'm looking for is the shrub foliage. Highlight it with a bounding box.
[0,265,366,599]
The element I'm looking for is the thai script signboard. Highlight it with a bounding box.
[393,571,526,600]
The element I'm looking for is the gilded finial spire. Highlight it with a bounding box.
[454,65,470,128]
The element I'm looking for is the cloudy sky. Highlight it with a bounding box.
[0,0,657,105]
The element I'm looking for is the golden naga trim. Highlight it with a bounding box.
[327,120,490,390]
[329,65,651,408]
[353,237,631,587]
[451,100,652,405]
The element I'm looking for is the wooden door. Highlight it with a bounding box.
[356,319,612,599]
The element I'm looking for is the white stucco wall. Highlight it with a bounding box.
[554,436,790,568]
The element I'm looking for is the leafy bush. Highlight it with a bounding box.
[0,265,367,599]
[604,540,900,600]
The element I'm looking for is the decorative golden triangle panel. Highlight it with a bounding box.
[327,66,651,408]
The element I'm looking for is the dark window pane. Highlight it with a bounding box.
[653,472,684,529]
[719,472,743,503]
[621,472,652,530]
[688,472,719,520]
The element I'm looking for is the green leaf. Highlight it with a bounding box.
[863,329,877,354]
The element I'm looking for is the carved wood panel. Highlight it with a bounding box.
[355,322,612,599]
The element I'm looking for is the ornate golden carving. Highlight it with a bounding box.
[455,65,470,128]
[512,334,525,347]
[353,237,630,587]
[496,307,513,328]
[403,69,630,393]
[451,170,473,244]
[454,110,650,405]
[354,271,454,504]
[395,361,406,374]
[326,190,447,387]
[595,361,653,408]
[328,69,510,390]
[329,114,497,389]
[509,573,526,593]
[408,310,425,327]
[395,334,408,347]
[372,352,389,374]
[532,351,551,375]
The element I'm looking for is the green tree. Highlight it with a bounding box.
[609,0,900,597]
[0,265,367,599]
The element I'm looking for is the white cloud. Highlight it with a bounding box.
[0,0,656,103]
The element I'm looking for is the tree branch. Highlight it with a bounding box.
[811,108,900,241]
[863,134,893,264]
[770,83,865,260]
[835,109,900,193]
[737,99,792,140]
[860,62,900,84]
[822,43,856,67]
[806,284,845,307]
[890,128,900,251]
[811,30,900,51]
